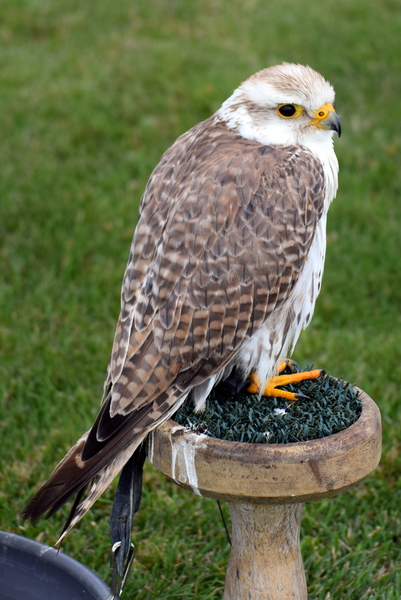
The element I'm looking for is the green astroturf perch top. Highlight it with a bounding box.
[175,364,361,444]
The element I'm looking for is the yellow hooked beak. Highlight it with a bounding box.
[309,103,341,137]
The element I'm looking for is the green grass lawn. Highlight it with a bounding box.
[1,0,400,597]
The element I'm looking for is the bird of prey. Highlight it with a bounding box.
[22,63,341,541]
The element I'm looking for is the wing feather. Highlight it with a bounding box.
[86,119,326,478]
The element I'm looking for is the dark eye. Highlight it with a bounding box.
[278,104,297,117]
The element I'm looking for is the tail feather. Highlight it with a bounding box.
[21,431,147,542]
[57,436,146,544]
[21,401,154,524]
[60,486,87,537]
[21,387,187,540]
[21,435,89,523]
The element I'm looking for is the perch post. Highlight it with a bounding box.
[147,389,381,599]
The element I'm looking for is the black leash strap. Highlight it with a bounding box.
[107,444,146,598]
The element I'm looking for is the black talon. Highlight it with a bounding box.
[281,359,301,373]
[293,393,310,401]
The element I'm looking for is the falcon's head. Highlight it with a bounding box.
[218,63,341,148]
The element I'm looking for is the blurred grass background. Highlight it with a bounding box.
[1,0,400,598]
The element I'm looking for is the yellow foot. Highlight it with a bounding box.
[247,360,322,401]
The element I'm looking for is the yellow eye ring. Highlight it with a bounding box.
[276,104,304,119]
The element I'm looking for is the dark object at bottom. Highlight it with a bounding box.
[0,530,110,600]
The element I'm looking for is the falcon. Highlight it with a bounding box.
[22,63,341,541]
